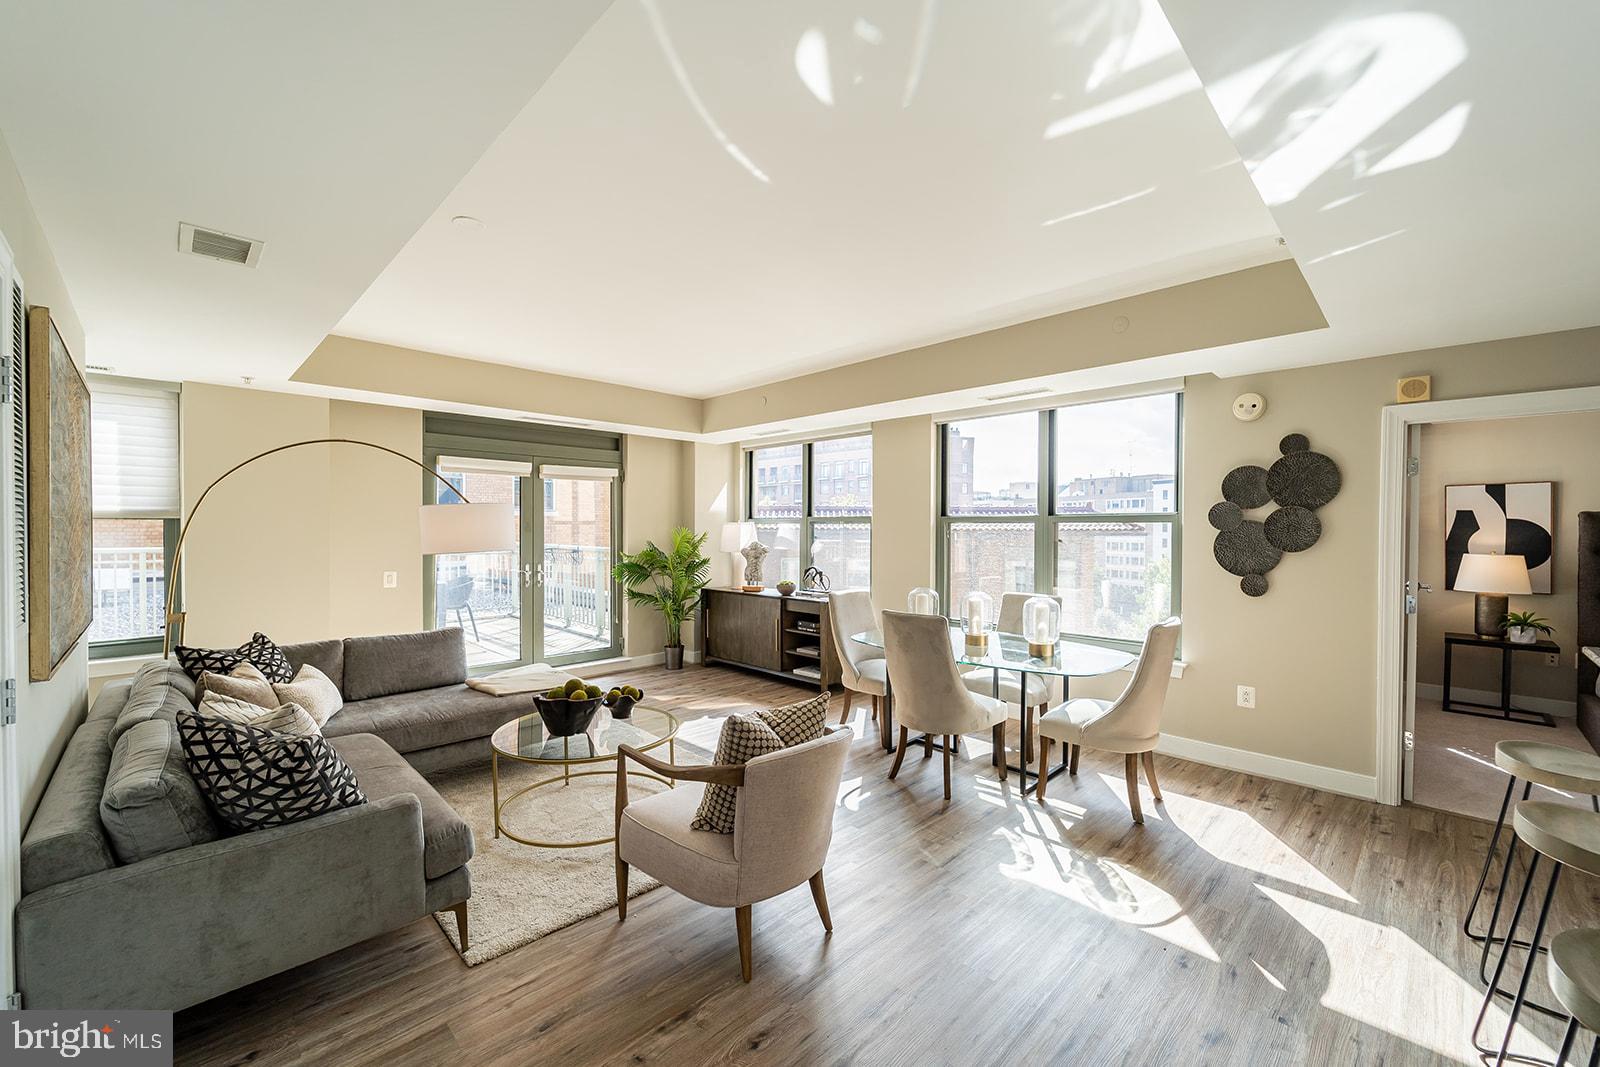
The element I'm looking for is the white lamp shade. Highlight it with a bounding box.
[419,502,517,555]
[1455,553,1532,595]
[721,521,756,553]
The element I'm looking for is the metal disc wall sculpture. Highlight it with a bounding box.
[1211,433,1342,596]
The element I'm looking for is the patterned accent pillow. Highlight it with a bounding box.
[754,693,828,746]
[175,632,293,683]
[272,664,344,728]
[196,662,277,709]
[690,715,783,834]
[198,692,321,736]
[177,710,366,832]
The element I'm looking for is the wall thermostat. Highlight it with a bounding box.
[1232,392,1266,421]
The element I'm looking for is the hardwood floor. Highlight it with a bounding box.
[174,664,1600,1065]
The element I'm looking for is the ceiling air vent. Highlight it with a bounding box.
[178,223,262,267]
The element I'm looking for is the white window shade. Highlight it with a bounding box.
[91,380,179,518]
[437,454,534,478]
[539,464,618,481]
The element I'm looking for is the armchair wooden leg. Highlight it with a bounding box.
[1069,743,1080,776]
[1124,754,1144,825]
[1036,738,1052,803]
[736,905,754,983]
[889,726,909,779]
[1141,750,1163,802]
[809,870,833,932]
[924,732,935,759]
[942,736,954,800]
[450,901,470,951]
[616,858,629,921]
[838,690,854,725]
[991,722,1006,781]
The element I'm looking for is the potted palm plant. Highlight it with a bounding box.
[1502,610,1554,645]
[613,527,710,670]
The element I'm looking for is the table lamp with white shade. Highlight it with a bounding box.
[1454,553,1532,637]
[720,521,758,589]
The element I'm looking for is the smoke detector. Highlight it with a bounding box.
[178,223,263,267]
[1232,392,1267,421]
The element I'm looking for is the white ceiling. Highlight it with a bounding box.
[0,0,611,383]
[1160,0,1600,377]
[334,0,1288,397]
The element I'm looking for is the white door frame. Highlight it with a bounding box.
[1375,384,1600,804]
[0,227,21,1004]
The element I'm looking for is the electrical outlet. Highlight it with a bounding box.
[1237,685,1257,709]
[1545,653,1560,668]
[383,571,398,589]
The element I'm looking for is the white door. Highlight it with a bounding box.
[0,235,23,1004]
[1401,424,1425,801]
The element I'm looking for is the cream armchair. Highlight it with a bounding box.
[614,726,851,982]
[828,590,886,726]
[1034,617,1181,823]
[881,610,1010,800]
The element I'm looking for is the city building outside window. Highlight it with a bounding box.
[747,434,871,590]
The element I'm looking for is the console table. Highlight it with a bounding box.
[1442,630,1560,727]
[701,587,841,692]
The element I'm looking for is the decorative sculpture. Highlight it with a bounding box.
[1212,432,1342,596]
[739,540,768,591]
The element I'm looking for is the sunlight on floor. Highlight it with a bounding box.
[1158,788,1358,904]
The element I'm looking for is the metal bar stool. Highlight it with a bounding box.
[1472,802,1600,1065]
[1548,929,1600,1067]
[1466,742,1600,977]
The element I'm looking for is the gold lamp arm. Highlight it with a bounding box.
[161,437,470,656]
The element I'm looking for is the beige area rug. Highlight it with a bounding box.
[425,755,693,966]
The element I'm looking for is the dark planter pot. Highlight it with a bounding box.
[533,696,603,737]
[663,644,685,670]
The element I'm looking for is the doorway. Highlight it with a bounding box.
[1376,384,1600,808]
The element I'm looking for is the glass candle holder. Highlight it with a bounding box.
[1023,595,1060,658]
[907,587,941,616]
[963,590,994,650]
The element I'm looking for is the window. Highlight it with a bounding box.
[746,434,871,588]
[938,393,1181,650]
[87,379,181,655]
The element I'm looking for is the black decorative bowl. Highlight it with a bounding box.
[604,690,644,719]
[533,696,603,737]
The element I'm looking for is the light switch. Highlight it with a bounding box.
[383,571,398,589]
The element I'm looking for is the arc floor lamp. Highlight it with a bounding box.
[160,437,515,656]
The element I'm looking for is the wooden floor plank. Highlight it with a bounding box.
[173,664,1600,1066]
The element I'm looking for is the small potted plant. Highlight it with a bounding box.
[776,579,796,596]
[1502,610,1554,645]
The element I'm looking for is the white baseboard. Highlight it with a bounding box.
[1416,683,1575,719]
[1156,733,1378,801]
[599,649,705,672]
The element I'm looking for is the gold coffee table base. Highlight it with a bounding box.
[491,742,675,850]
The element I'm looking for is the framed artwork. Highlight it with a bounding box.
[1444,481,1553,594]
[26,305,93,680]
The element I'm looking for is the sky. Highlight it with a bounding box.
[950,392,1177,492]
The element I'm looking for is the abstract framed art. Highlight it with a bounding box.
[1444,481,1553,593]
[26,305,93,680]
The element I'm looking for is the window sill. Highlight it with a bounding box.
[88,652,163,678]
[1116,659,1188,679]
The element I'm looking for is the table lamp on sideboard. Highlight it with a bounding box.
[1454,553,1532,637]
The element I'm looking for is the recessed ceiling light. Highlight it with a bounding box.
[451,215,485,230]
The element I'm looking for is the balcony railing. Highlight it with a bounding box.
[88,546,166,643]
[435,543,611,640]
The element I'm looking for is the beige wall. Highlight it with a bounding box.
[678,441,741,655]
[1414,413,1600,704]
[870,416,936,614]
[179,385,422,648]
[3,130,90,824]
[619,434,687,657]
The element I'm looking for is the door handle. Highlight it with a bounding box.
[524,563,541,588]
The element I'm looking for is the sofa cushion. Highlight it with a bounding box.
[279,638,345,696]
[331,733,474,879]
[86,678,133,723]
[198,692,321,736]
[178,711,367,832]
[20,717,117,895]
[100,718,220,863]
[110,660,195,748]
[321,684,526,754]
[619,784,740,907]
[272,664,343,728]
[342,629,466,702]
[196,662,277,709]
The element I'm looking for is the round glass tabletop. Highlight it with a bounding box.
[850,623,1135,677]
[490,705,680,765]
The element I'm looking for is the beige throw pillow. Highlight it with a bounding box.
[197,662,277,709]
[272,664,343,728]
[198,692,321,736]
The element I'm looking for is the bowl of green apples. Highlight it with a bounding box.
[534,677,605,736]
[603,684,644,719]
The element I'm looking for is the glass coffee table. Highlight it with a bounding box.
[489,705,680,849]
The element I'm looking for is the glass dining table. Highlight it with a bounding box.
[851,623,1136,790]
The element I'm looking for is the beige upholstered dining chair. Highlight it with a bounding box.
[614,726,851,982]
[828,590,886,726]
[961,592,1058,757]
[1034,617,1180,823]
[881,610,1009,800]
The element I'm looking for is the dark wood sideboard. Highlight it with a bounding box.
[701,587,841,692]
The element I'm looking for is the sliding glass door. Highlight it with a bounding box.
[424,421,622,671]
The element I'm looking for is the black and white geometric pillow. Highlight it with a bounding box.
[690,715,783,834]
[175,632,293,683]
[754,693,828,747]
[177,709,365,832]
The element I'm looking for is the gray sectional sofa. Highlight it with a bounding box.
[15,627,537,1010]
